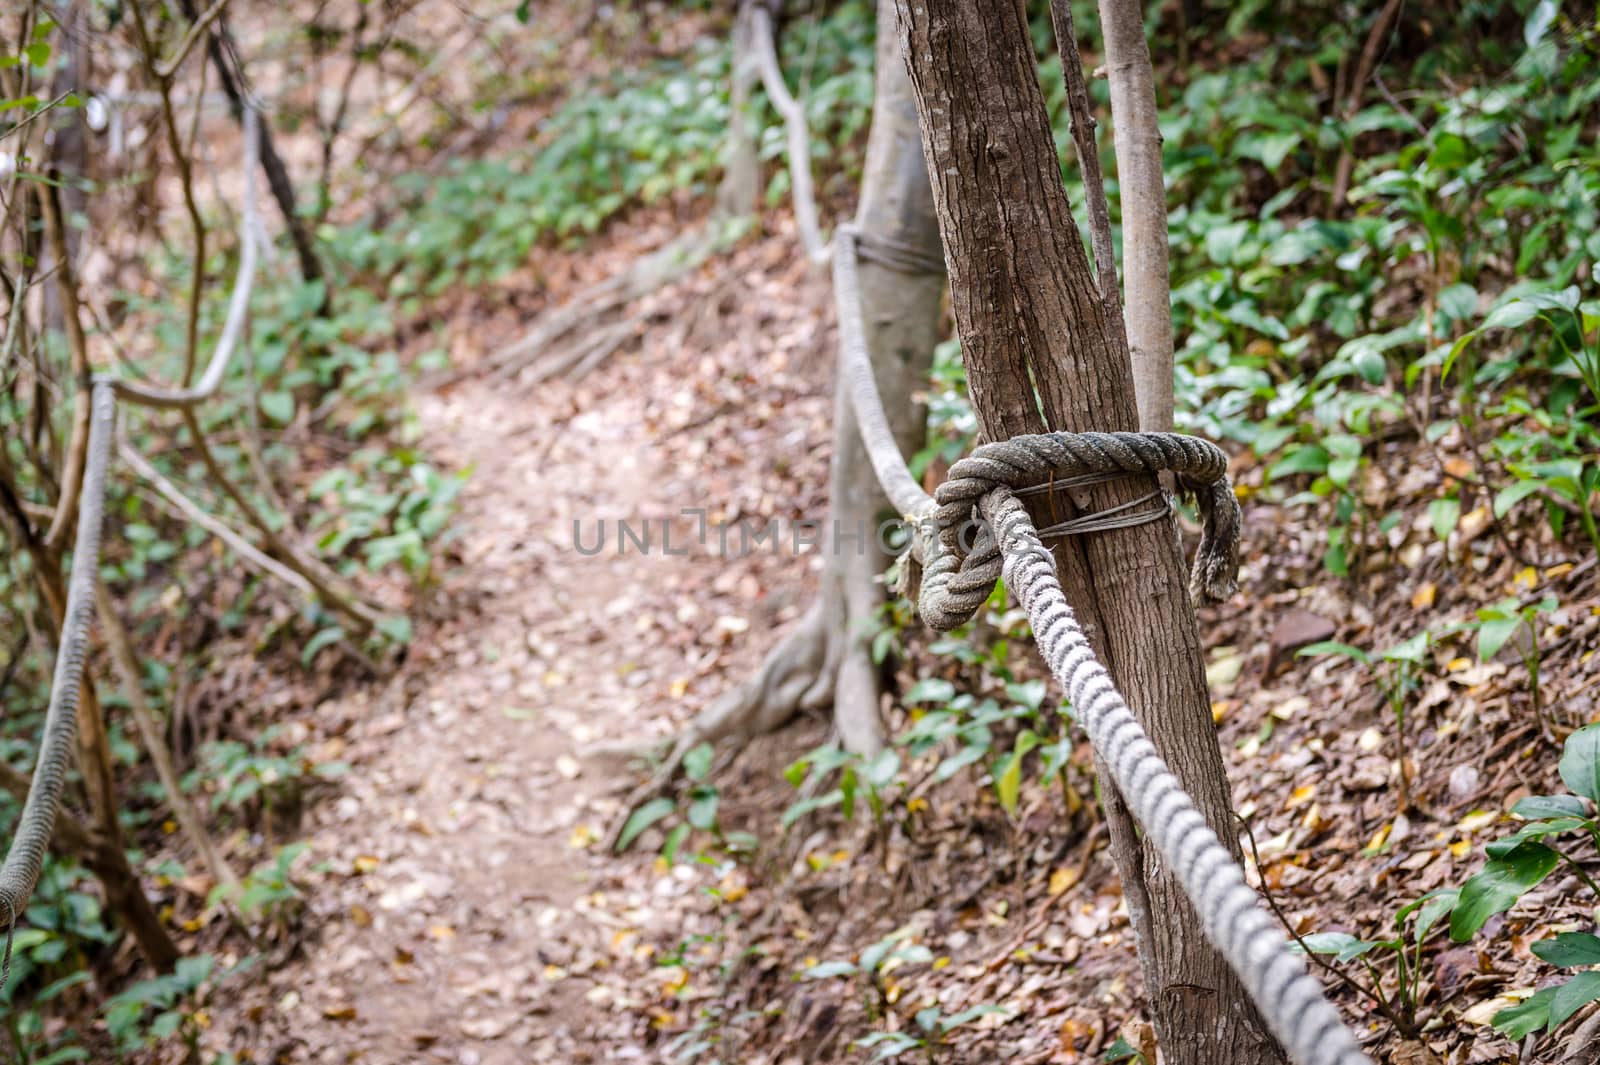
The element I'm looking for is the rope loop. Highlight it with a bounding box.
[916,430,1242,630]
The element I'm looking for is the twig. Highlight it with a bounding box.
[1240,814,1417,1038]
[95,581,245,904]
[117,427,312,597]
[155,0,233,81]
[1047,0,1118,312]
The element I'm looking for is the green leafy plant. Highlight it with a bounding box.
[851,1003,1010,1062]
[1300,631,1432,813]
[1467,595,1558,730]
[1449,725,1600,1040]
[1293,889,1457,1036]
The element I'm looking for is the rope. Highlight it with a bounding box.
[845,222,946,276]
[934,431,1243,606]
[750,5,830,266]
[0,108,264,987]
[978,489,1370,1065]
[757,13,1372,1061]
[0,382,114,985]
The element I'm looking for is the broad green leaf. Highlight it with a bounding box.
[862,749,901,790]
[781,789,843,827]
[905,678,955,705]
[1428,497,1460,541]
[1492,987,1555,1039]
[1450,842,1560,941]
[1551,971,1600,1027]
[1297,641,1371,664]
[1436,283,1478,324]
[1381,632,1430,664]
[1293,932,1380,963]
[1532,932,1600,969]
[1560,725,1600,804]
[661,822,690,863]
[995,750,1024,816]
[1005,679,1048,712]
[1486,818,1588,857]
[1476,616,1522,661]
[615,797,676,851]
[939,1005,1010,1031]
[1512,795,1589,820]
[1494,479,1545,518]
[860,931,909,974]
[683,742,714,782]
[1481,301,1543,331]
[259,391,295,424]
[687,789,719,831]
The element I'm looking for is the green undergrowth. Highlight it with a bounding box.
[334,0,875,304]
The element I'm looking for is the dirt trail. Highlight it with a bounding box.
[208,238,833,1064]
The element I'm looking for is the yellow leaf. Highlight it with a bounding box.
[542,671,566,688]
[350,904,372,928]
[932,956,951,970]
[1365,822,1392,853]
[162,819,178,835]
[323,1006,358,1021]
[1410,583,1436,609]
[1049,867,1080,897]
[428,924,455,940]
[1211,700,1230,724]
[569,823,599,850]
[1544,563,1574,579]
[1286,784,1316,809]
[1446,657,1473,672]
[352,855,380,874]
[906,797,930,814]
[1513,566,1538,591]
[1456,809,1499,834]
[669,677,690,699]
[542,964,567,982]
[1449,840,1471,857]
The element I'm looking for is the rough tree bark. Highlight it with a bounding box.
[896,4,1284,1063]
[1098,0,1174,433]
[672,0,943,759]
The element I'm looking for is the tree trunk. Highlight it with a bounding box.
[671,0,943,757]
[1097,0,1173,433]
[177,0,326,294]
[894,4,1283,1063]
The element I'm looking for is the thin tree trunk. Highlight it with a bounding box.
[1098,0,1173,432]
[177,0,325,293]
[895,4,1283,1063]
[657,0,942,761]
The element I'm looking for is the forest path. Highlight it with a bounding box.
[209,235,833,1064]
[271,373,661,1063]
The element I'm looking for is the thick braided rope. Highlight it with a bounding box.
[833,227,936,519]
[935,431,1242,608]
[770,22,1366,1060]
[983,488,1371,1065]
[0,382,116,983]
[0,108,263,990]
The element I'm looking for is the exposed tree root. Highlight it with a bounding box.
[605,582,886,850]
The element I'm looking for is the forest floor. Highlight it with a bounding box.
[191,202,1600,1065]
[201,218,844,1063]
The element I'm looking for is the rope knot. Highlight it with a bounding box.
[915,431,1242,630]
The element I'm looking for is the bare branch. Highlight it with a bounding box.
[154,0,232,81]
